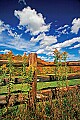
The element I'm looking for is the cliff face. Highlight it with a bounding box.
[0,55,80,79]
[37,58,80,74]
[37,58,54,66]
[0,56,80,66]
[67,61,80,66]
[37,57,80,66]
[0,54,80,67]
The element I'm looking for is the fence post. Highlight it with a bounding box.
[29,53,37,110]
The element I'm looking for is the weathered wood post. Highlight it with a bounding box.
[29,53,37,110]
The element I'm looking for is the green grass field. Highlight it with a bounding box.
[0,79,80,95]
[0,79,80,120]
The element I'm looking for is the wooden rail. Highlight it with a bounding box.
[0,52,80,108]
[0,58,80,67]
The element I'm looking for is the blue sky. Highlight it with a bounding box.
[0,0,80,61]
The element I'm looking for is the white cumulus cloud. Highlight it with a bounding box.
[57,24,69,30]
[30,33,57,47]
[0,49,10,54]
[40,35,57,47]
[70,43,80,49]
[36,49,44,54]
[68,53,80,61]
[30,33,45,42]
[53,37,80,49]
[14,7,51,35]
[71,18,80,34]
[38,55,53,62]
[45,37,80,51]
[8,29,22,39]
[0,20,6,34]
[56,24,70,37]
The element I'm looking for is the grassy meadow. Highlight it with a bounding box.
[0,78,80,95]
[0,51,80,119]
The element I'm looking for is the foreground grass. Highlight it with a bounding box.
[37,79,80,90]
[0,79,80,120]
[0,79,80,95]
[0,85,80,120]
[0,83,30,95]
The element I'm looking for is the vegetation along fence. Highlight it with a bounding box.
[0,49,80,120]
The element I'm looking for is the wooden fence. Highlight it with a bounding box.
[0,53,80,120]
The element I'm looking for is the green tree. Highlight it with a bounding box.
[7,51,14,100]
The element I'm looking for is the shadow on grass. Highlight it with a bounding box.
[0,90,28,96]
[0,93,8,95]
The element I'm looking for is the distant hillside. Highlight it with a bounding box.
[37,57,80,66]
[0,54,80,66]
